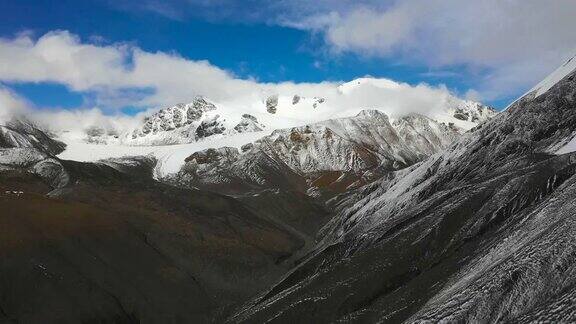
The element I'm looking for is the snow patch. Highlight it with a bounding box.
[555,133,576,155]
[57,131,267,178]
[530,54,576,98]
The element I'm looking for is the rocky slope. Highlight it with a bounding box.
[173,110,460,199]
[229,56,576,323]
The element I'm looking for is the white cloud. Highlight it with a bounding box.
[0,31,130,91]
[0,31,258,108]
[464,89,481,102]
[322,6,415,55]
[30,108,144,135]
[0,83,140,134]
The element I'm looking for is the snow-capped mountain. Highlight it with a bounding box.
[50,78,495,180]
[174,110,460,198]
[5,50,576,324]
[230,55,576,323]
[336,78,497,130]
[66,78,495,149]
[81,96,267,146]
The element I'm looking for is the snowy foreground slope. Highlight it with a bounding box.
[58,130,268,178]
[229,57,576,323]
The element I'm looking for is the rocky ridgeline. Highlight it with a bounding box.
[133,96,218,137]
[176,110,460,198]
[83,97,267,145]
[449,98,497,123]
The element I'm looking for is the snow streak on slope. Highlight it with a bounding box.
[543,54,576,155]
[57,131,266,178]
[530,54,576,98]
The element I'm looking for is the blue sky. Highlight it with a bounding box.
[1,0,575,113]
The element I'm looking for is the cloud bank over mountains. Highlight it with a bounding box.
[2,0,575,132]
[0,30,467,133]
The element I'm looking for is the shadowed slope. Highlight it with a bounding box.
[0,156,308,323]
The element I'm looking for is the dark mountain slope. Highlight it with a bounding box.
[0,154,309,323]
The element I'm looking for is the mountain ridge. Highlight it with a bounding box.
[170,110,460,199]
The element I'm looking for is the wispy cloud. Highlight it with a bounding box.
[419,70,459,79]
[0,86,31,122]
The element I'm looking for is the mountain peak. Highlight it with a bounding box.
[355,109,389,119]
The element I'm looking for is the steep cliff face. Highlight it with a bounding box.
[229,58,576,323]
[126,96,262,145]
[0,118,66,155]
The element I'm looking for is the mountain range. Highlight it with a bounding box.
[2,53,576,324]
